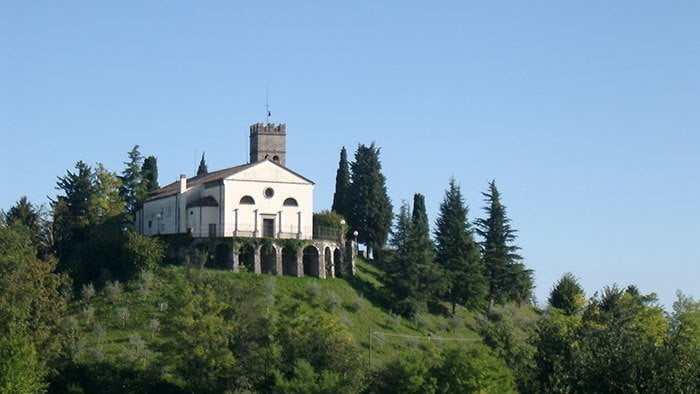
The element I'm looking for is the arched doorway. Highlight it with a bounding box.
[212,243,230,270]
[261,244,277,274]
[333,248,343,278]
[238,244,255,272]
[282,247,298,276]
[324,247,333,278]
[303,245,320,277]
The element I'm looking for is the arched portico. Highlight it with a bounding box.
[303,245,321,277]
[260,245,277,274]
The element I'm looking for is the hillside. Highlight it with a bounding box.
[65,258,494,369]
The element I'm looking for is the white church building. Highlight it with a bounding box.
[135,123,353,278]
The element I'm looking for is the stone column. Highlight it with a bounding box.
[277,211,282,238]
[275,245,283,275]
[233,208,239,236]
[296,250,303,277]
[329,249,335,279]
[297,211,302,239]
[253,246,261,274]
[231,248,240,272]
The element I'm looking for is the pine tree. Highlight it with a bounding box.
[4,196,40,237]
[549,273,585,315]
[385,202,421,317]
[434,178,487,313]
[476,180,533,305]
[141,155,159,193]
[331,147,351,219]
[348,143,393,257]
[52,161,94,260]
[197,152,208,176]
[119,145,147,215]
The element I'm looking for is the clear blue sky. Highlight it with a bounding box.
[2,2,698,309]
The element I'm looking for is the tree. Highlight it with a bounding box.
[431,345,517,393]
[0,330,46,393]
[331,147,351,219]
[3,196,39,237]
[124,231,164,274]
[119,145,147,215]
[52,161,94,259]
[141,155,159,193]
[385,202,422,317]
[89,164,126,225]
[434,179,487,312]
[476,180,533,305]
[409,194,445,306]
[347,143,392,257]
[548,273,585,315]
[197,152,208,176]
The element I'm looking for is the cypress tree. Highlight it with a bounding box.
[410,193,445,302]
[549,273,584,315]
[52,161,95,259]
[476,180,533,305]
[4,196,40,236]
[141,155,159,193]
[119,145,147,215]
[434,178,487,313]
[331,147,351,219]
[197,152,208,176]
[348,143,393,258]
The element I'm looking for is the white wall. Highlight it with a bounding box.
[140,195,179,235]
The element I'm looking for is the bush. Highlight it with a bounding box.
[115,307,129,327]
[124,231,164,274]
[345,297,364,312]
[103,280,122,303]
[305,282,321,300]
[80,283,96,301]
[325,292,341,311]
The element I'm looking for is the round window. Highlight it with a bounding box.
[264,187,275,198]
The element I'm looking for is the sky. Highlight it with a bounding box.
[2,1,698,309]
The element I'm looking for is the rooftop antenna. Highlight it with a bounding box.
[265,86,271,125]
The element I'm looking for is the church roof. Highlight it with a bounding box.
[186,196,219,208]
[144,160,313,202]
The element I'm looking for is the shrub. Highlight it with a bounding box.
[345,297,364,312]
[81,307,95,325]
[305,282,321,300]
[116,307,129,327]
[325,292,341,311]
[81,283,96,301]
[124,231,164,274]
[103,280,122,303]
[147,319,160,338]
[93,324,106,345]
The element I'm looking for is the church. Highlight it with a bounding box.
[135,123,354,278]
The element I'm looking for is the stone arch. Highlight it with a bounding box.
[212,243,230,270]
[260,244,277,275]
[238,244,255,272]
[282,246,298,276]
[333,248,343,278]
[324,247,333,278]
[303,245,320,277]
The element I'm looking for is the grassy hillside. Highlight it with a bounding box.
[67,257,489,368]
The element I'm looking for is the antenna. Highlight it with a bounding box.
[265,86,271,124]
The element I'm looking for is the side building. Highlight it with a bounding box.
[135,122,355,278]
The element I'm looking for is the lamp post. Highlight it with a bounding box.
[353,230,359,257]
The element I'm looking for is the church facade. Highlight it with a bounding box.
[135,123,354,278]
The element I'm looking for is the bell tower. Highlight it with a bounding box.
[249,123,286,166]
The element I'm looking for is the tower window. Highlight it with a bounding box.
[240,196,255,205]
[273,155,279,162]
[283,198,298,207]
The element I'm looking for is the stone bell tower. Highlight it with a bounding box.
[249,123,286,166]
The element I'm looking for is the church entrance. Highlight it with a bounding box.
[262,218,275,238]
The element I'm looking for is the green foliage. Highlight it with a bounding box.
[273,359,347,394]
[124,231,164,274]
[197,152,208,176]
[476,180,533,306]
[432,345,517,393]
[0,225,71,365]
[141,155,159,193]
[434,179,487,312]
[119,145,148,215]
[548,272,585,315]
[0,330,46,393]
[384,203,422,317]
[370,352,438,394]
[348,143,393,256]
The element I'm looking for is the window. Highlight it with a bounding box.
[264,187,275,199]
[209,224,217,238]
[148,220,152,228]
[240,195,255,205]
[273,155,280,162]
[283,198,298,207]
